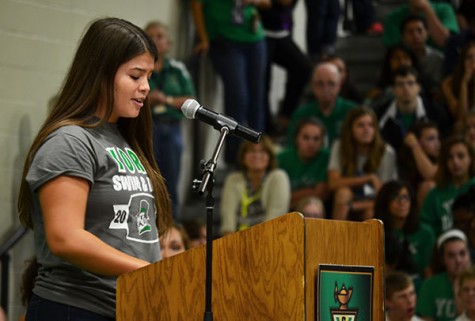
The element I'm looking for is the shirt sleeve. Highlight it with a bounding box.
[436,3,459,34]
[26,130,96,192]
[262,169,291,220]
[419,189,439,237]
[416,278,436,318]
[379,144,398,182]
[220,173,244,233]
[327,140,342,172]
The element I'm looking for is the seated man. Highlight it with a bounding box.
[401,14,444,94]
[286,62,357,149]
[385,271,424,321]
[377,66,447,152]
[383,0,459,49]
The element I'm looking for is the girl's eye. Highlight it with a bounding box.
[130,75,139,80]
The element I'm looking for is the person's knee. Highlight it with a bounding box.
[334,187,353,204]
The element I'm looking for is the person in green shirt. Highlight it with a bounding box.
[383,0,459,49]
[375,180,435,292]
[145,21,196,218]
[190,0,271,165]
[420,136,475,237]
[278,117,330,210]
[416,229,472,321]
[287,62,357,149]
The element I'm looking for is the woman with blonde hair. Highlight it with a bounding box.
[328,106,397,220]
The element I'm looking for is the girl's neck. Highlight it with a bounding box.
[452,175,469,188]
[356,143,370,155]
[247,170,265,191]
[391,217,406,230]
[466,309,475,320]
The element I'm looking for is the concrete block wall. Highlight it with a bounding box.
[0,1,179,320]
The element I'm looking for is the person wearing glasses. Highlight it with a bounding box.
[375,180,435,290]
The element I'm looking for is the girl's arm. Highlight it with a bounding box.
[458,62,475,119]
[219,174,241,235]
[442,76,461,120]
[264,170,291,220]
[327,169,373,192]
[404,133,437,179]
[190,0,209,54]
[39,176,150,277]
[290,183,329,209]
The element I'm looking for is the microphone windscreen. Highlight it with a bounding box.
[181,99,200,119]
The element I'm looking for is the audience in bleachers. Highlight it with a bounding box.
[375,180,435,290]
[278,117,329,210]
[287,62,357,149]
[419,136,475,237]
[383,0,459,49]
[416,229,471,321]
[328,107,397,221]
[220,136,290,235]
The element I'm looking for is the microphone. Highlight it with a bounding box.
[181,99,262,144]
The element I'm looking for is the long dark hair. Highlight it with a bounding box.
[435,135,475,187]
[377,43,419,89]
[18,17,172,234]
[375,180,419,233]
[376,180,418,273]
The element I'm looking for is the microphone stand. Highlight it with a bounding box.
[192,126,229,321]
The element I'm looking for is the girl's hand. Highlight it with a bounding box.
[462,60,475,83]
[404,133,420,149]
[193,39,209,55]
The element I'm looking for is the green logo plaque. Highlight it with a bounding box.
[316,265,374,321]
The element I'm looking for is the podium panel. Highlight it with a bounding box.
[116,213,384,321]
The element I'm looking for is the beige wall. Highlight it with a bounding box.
[0,1,180,319]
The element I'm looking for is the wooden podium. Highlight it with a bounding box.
[117,213,384,321]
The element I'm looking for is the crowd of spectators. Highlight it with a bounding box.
[179,1,475,320]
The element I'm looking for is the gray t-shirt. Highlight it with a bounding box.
[26,122,161,318]
[328,140,398,183]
